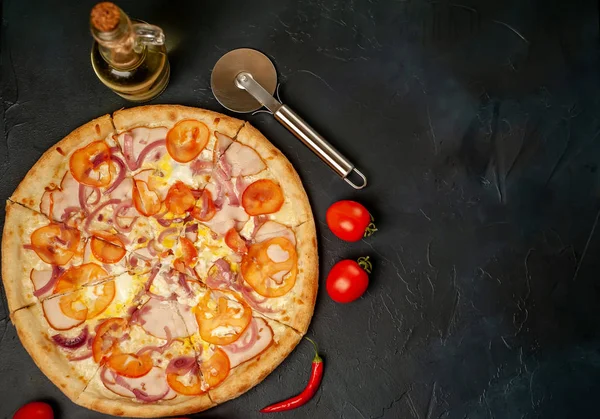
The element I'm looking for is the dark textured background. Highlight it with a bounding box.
[2,0,600,418]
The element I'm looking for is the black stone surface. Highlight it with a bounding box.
[2,0,600,418]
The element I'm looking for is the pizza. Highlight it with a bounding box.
[2,105,318,417]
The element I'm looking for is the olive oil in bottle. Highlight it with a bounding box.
[90,2,170,102]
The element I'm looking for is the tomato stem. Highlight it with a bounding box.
[364,214,378,237]
[357,256,373,274]
[304,337,323,363]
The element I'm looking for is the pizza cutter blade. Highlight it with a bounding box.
[211,48,367,190]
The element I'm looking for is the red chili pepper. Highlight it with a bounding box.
[260,337,323,413]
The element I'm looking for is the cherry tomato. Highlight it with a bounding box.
[326,257,372,303]
[13,402,54,419]
[326,200,377,242]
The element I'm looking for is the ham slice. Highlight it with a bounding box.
[30,269,54,299]
[138,298,190,339]
[40,172,82,222]
[116,128,168,167]
[178,304,199,335]
[254,221,296,245]
[201,201,249,236]
[214,132,234,162]
[224,142,266,177]
[42,296,84,331]
[222,318,273,368]
[107,176,134,204]
[102,366,176,401]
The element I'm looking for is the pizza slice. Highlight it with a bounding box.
[169,279,303,405]
[9,115,137,228]
[2,201,133,312]
[10,270,147,405]
[77,308,214,417]
[176,215,317,333]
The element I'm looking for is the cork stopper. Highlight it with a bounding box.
[91,2,121,32]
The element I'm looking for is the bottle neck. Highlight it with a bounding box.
[91,9,143,69]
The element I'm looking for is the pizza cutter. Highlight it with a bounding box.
[211,48,367,189]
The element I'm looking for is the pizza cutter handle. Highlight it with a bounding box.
[274,105,367,189]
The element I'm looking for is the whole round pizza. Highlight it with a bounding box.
[2,105,318,417]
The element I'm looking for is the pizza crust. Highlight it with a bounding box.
[112,104,244,138]
[208,316,302,404]
[247,221,319,333]
[2,201,84,313]
[10,115,114,213]
[235,122,312,226]
[76,371,215,418]
[11,304,101,403]
[286,220,319,333]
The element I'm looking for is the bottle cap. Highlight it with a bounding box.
[91,2,121,32]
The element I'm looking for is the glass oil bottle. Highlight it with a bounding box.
[90,2,170,102]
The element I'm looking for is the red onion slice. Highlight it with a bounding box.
[213,167,238,206]
[104,156,127,195]
[224,318,258,353]
[238,282,277,313]
[84,199,120,232]
[132,387,170,403]
[157,227,178,243]
[60,206,82,222]
[143,265,161,292]
[123,134,138,170]
[145,239,158,256]
[67,350,93,361]
[33,265,63,297]
[166,356,196,375]
[136,140,166,168]
[52,326,89,349]
[113,200,136,232]
[178,273,192,295]
[199,190,210,219]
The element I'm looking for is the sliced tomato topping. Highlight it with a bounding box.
[92,318,127,363]
[166,120,210,163]
[69,141,113,187]
[133,179,161,216]
[58,280,115,321]
[241,179,284,215]
[194,292,252,345]
[167,370,205,395]
[107,352,153,378]
[90,233,126,263]
[174,237,198,273]
[165,181,196,214]
[30,223,81,265]
[224,228,248,254]
[241,237,297,298]
[200,348,230,388]
[54,263,108,294]
[59,293,88,320]
[180,237,198,265]
[86,281,116,318]
[190,189,216,221]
